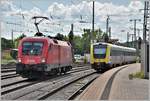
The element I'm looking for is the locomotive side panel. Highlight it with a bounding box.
[46,44,59,70]
[59,45,72,67]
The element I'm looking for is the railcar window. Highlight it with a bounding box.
[93,44,107,59]
[22,42,43,55]
[110,49,124,56]
[111,48,136,56]
[110,49,120,56]
[94,48,106,54]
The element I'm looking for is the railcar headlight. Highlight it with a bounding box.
[18,58,21,62]
[41,58,46,63]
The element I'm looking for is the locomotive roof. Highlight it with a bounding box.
[21,37,71,47]
[93,42,136,52]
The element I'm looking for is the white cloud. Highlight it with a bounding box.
[0,0,15,12]
[1,22,6,33]
[48,2,66,18]
[1,0,144,42]
[128,0,144,12]
[30,7,42,16]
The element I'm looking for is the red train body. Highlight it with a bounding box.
[16,37,73,78]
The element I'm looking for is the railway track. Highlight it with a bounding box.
[1,73,19,80]
[1,64,16,69]
[1,65,91,80]
[0,63,87,72]
[1,77,28,88]
[1,66,91,87]
[1,69,96,100]
[1,72,16,76]
[1,64,94,100]
[1,74,19,80]
[1,68,16,73]
[1,66,91,95]
[42,73,99,100]
[1,66,16,69]
[1,63,86,70]
[1,66,92,93]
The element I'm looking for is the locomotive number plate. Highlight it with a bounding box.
[27,59,35,64]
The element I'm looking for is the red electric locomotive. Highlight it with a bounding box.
[16,37,73,79]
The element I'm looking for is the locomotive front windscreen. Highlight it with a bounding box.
[22,42,43,55]
[93,44,107,59]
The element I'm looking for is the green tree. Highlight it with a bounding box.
[14,34,26,48]
[103,33,109,42]
[55,33,65,40]
[82,29,90,53]
[68,30,74,46]
[63,35,68,41]
[68,29,75,62]
[1,38,13,50]
[73,35,84,54]
[95,29,103,42]
[82,28,103,53]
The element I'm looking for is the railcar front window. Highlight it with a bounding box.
[22,42,43,55]
[94,48,106,54]
[93,44,107,59]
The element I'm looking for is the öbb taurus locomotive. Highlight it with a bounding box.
[16,37,73,79]
[90,42,136,71]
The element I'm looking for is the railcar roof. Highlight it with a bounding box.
[93,42,136,52]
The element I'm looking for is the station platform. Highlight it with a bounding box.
[77,63,149,100]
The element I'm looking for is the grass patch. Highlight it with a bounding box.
[2,50,13,60]
[129,71,144,79]
[1,50,15,64]
[1,59,16,64]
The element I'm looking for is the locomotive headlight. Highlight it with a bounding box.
[41,58,46,63]
[18,58,21,62]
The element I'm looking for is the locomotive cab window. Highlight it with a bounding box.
[22,42,43,55]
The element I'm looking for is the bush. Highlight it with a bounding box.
[1,50,13,64]
[133,71,144,79]
[129,71,144,79]
[10,49,18,60]
[129,74,133,80]
[84,57,87,63]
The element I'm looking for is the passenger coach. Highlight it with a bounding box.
[90,42,136,71]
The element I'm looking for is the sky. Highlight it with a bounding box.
[0,0,146,42]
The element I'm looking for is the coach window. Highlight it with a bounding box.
[127,52,129,56]
[110,49,115,56]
